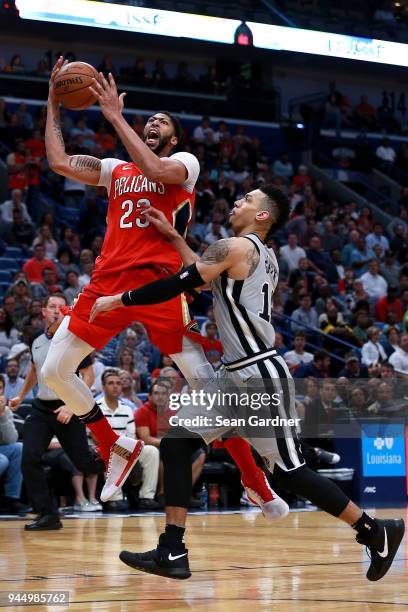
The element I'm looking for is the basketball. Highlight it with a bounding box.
[53,61,99,110]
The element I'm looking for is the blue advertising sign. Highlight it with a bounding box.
[362,423,406,477]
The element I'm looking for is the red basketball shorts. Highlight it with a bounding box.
[68,267,191,354]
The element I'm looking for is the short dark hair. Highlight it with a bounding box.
[294,331,306,339]
[157,110,183,142]
[259,184,290,240]
[43,293,67,307]
[314,349,329,363]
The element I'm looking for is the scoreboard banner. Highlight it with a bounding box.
[15,0,408,68]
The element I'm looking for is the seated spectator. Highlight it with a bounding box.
[118,347,141,393]
[322,221,342,253]
[5,279,31,328]
[366,222,390,257]
[193,116,214,144]
[204,216,229,244]
[0,374,27,514]
[366,382,402,416]
[0,308,19,359]
[136,381,205,507]
[272,153,294,182]
[294,349,330,379]
[118,370,142,410]
[360,259,387,299]
[32,224,58,260]
[4,54,25,74]
[381,326,400,358]
[375,286,403,323]
[356,206,373,236]
[70,117,96,151]
[292,165,312,190]
[341,230,360,266]
[64,270,81,305]
[283,331,313,373]
[291,293,318,334]
[361,327,387,367]
[338,352,369,379]
[303,380,347,448]
[376,137,396,172]
[98,369,160,510]
[31,267,62,300]
[280,233,306,272]
[0,188,31,224]
[349,387,367,417]
[274,331,288,356]
[6,140,30,192]
[3,209,35,250]
[23,244,57,284]
[25,128,46,160]
[55,247,79,284]
[380,251,400,286]
[350,238,375,277]
[4,358,33,401]
[389,333,408,377]
[354,95,376,129]
[306,235,329,275]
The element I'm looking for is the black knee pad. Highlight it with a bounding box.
[273,464,350,517]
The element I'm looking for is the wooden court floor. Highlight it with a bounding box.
[1,508,407,611]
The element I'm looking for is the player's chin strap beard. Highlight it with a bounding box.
[143,134,171,156]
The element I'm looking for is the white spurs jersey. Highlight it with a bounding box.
[211,233,279,364]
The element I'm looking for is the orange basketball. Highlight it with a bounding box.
[54,61,99,110]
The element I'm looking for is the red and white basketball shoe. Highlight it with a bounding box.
[100,436,144,502]
[242,469,289,521]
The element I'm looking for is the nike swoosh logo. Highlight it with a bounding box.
[378,527,388,558]
[168,552,187,561]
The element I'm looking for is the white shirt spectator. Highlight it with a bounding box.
[360,271,388,299]
[291,307,318,333]
[283,349,313,367]
[0,328,20,357]
[376,145,396,163]
[366,232,390,254]
[361,340,387,367]
[389,348,408,375]
[193,124,214,143]
[0,199,31,224]
[280,244,306,272]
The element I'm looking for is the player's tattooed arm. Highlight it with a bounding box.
[199,239,231,265]
[69,156,102,174]
[246,244,260,276]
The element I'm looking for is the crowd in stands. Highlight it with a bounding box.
[2,88,408,517]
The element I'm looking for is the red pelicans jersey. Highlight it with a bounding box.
[94,152,199,278]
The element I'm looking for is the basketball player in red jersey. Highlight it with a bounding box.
[42,58,282,513]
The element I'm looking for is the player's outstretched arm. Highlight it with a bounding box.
[89,73,187,184]
[46,57,102,186]
[144,207,199,266]
[89,238,254,321]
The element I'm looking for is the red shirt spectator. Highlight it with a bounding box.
[22,244,57,283]
[292,165,312,190]
[200,322,223,365]
[25,129,46,160]
[135,383,172,442]
[7,142,28,191]
[375,291,404,323]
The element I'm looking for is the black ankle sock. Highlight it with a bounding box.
[78,404,104,425]
[164,524,186,549]
[352,512,378,539]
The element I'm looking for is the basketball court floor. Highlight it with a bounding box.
[1,507,406,611]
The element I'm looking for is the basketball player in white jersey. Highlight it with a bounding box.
[91,184,404,582]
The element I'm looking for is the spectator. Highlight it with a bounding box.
[381,326,400,358]
[200,322,223,367]
[366,222,390,256]
[273,331,288,356]
[291,293,318,334]
[375,286,403,323]
[70,117,96,151]
[55,247,79,284]
[23,244,57,284]
[4,209,35,250]
[136,382,205,507]
[272,153,294,182]
[292,165,312,190]
[4,54,25,74]
[376,137,396,172]
[0,374,27,514]
[5,279,31,327]
[98,369,160,510]
[360,259,388,300]
[0,189,31,224]
[354,95,376,129]
[204,217,229,244]
[0,309,19,359]
[380,251,400,286]
[389,333,408,376]
[16,102,33,131]
[32,224,58,260]
[118,371,141,410]
[303,380,347,448]
[350,238,375,277]
[283,331,313,372]
[341,230,360,266]
[118,347,141,393]
[322,221,342,252]
[294,349,330,378]
[31,267,62,301]
[6,141,29,192]
[280,233,306,272]
[338,352,369,379]
[193,116,214,144]
[349,387,367,416]
[306,235,329,275]
[361,327,387,367]
[4,358,33,401]
[64,270,81,305]
[366,382,399,416]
